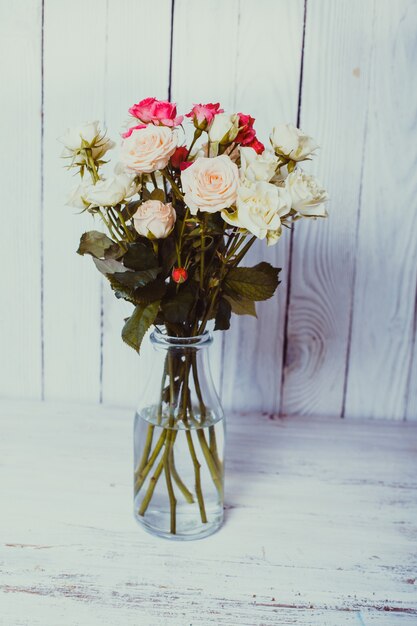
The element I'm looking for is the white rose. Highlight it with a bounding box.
[60,121,114,163]
[181,155,239,215]
[270,123,318,161]
[239,147,278,182]
[133,200,176,239]
[285,169,328,217]
[86,173,140,207]
[222,181,291,245]
[208,113,239,144]
[120,126,178,173]
[66,180,93,209]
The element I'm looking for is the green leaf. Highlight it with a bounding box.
[150,188,166,202]
[159,237,177,275]
[214,297,232,331]
[122,301,160,353]
[123,241,158,271]
[161,287,195,324]
[121,200,141,221]
[224,262,281,301]
[77,231,122,259]
[93,258,128,275]
[134,279,167,304]
[224,294,257,317]
[112,267,159,289]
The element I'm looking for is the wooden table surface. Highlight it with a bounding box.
[1,400,416,625]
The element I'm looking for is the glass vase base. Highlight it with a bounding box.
[134,506,223,541]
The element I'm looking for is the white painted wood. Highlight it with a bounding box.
[101,0,172,407]
[1,399,416,624]
[281,1,375,417]
[0,1,42,399]
[2,0,417,421]
[170,0,241,393]
[345,0,417,420]
[220,0,305,412]
[43,0,106,402]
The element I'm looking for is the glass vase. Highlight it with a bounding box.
[133,329,225,540]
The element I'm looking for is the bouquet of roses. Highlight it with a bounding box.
[61,97,327,537]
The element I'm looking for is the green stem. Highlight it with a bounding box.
[191,355,222,474]
[138,456,164,516]
[162,169,184,201]
[150,172,158,190]
[163,430,177,535]
[231,235,257,267]
[196,428,223,499]
[136,424,154,475]
[170,446,194,504]
[98,209,127,250]
[134,429,167,493]
[185,429,207,523]
[114,206,134,242]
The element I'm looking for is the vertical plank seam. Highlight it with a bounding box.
[341,0,376,419]
[100,0,110,404]
[167,0,175,101]
[279,0,308,415]
[40,0,45,401]
[403,281,417,419]
[220,0,241,401]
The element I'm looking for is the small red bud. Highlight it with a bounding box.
[172,267,188,284]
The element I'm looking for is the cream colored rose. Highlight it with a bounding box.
[208,113,239,144]
[270,123,318,161]
[222,181,291,245]
[181,155,239,215]
[60,121,114,164]
[285,169,328,217]
[133,200,176,239]
[86,173,140,207]
[66,180,93,209]
[120,126,178,174]
[239,147,278,182]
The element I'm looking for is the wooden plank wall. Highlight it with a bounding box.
[1,0,416,419]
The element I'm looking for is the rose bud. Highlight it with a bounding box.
[133,200,176,239]
[172,267,188,283]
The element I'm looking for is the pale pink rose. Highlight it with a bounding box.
[181,155,239,215]
[120,126,178,173]
[185,103,224,129]
[133,200,176,239]
[128,97,183,127]
[122,123,146,139]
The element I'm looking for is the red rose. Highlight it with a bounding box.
[171,146,189,170]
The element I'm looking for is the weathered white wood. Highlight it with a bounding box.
[219,0,305,412]
[170,0,241,393]
[406,317,417,419]
[0,1,42,398]
[101,0,172,406]
[281,1,375,417]
[43,0,106,402]
[1,399,416,624]
[345,0,417,420]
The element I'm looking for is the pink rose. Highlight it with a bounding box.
[186,103,224,130]
[128,97,183,127]
[122,123,146,139]
[133,200,176,239]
